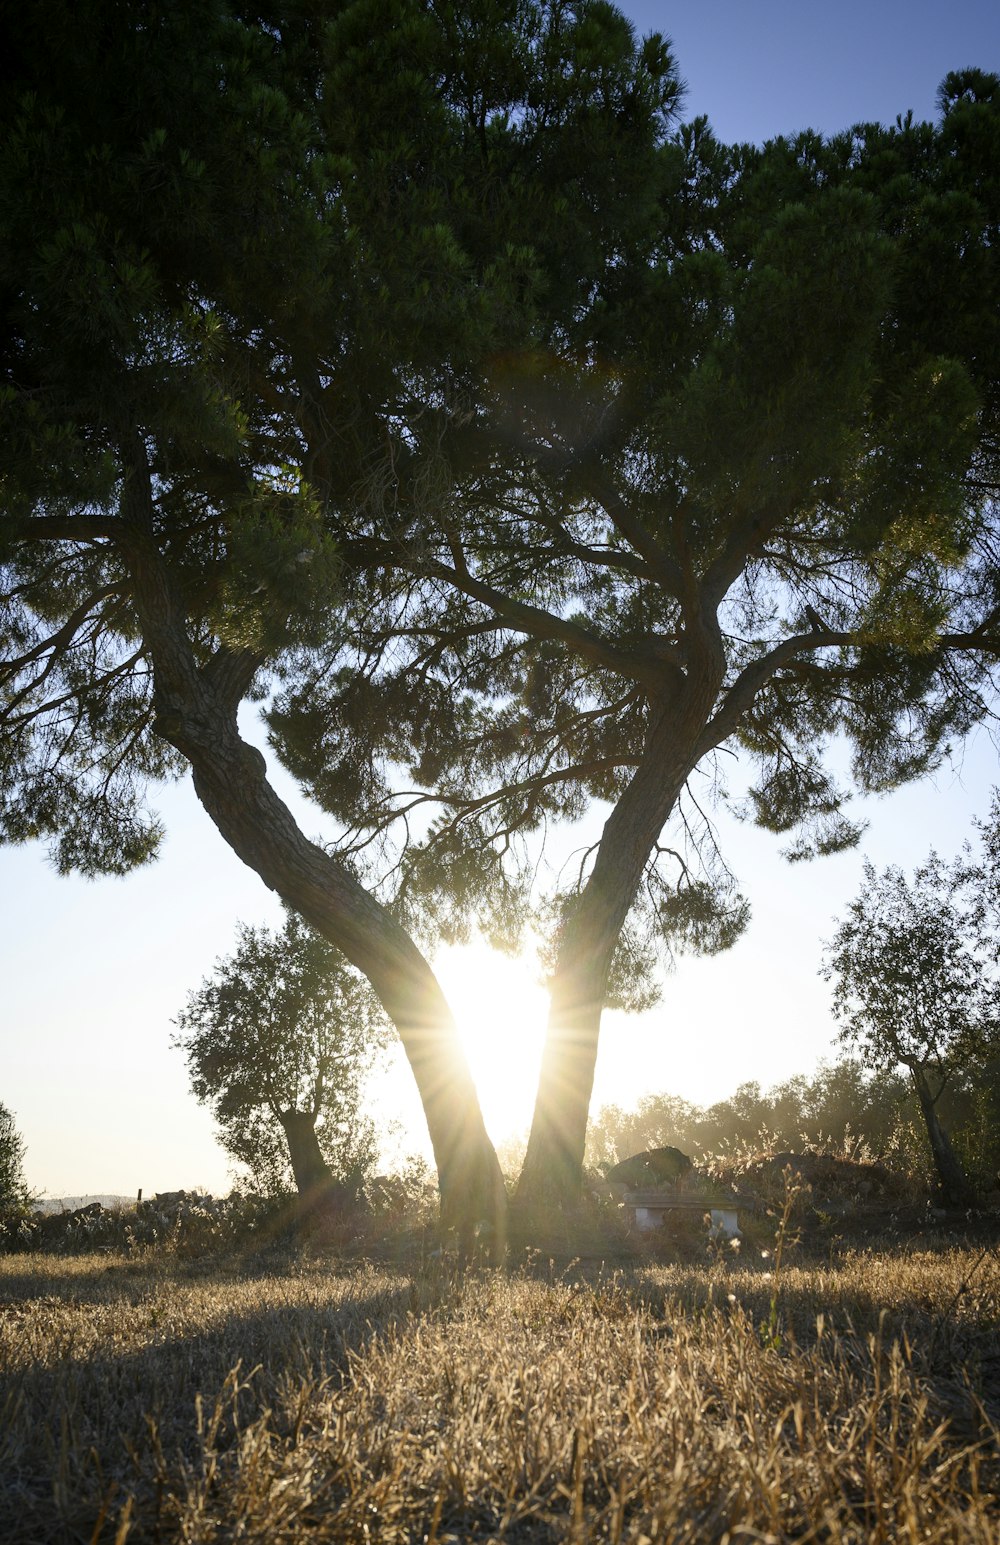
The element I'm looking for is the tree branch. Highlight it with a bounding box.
[580,460,686,598]
[701,500,796,611]
[19,514,120,544]
[421,557,665,687]
[0,586,122,685]
[201,646,268,712]
[697,626,850,757]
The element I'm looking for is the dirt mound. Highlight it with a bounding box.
[713,1150,915,1205]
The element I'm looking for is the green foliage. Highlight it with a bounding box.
[821,816,1000,1202]
[821,851,1000,1090]
[0,0,687,892]
[654,880,751,957]
[0,0,327,870]
[0,1104,31,1213]
[266,64,1000,1036]
[586,1057,919,1174]
[174,910,389,1195]
[211,490,341,656]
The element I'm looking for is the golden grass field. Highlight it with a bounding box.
[1,1237,998,1543]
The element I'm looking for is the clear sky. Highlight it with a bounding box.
[4,0,1000,1200]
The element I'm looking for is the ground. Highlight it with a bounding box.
[1,1222,998,1542]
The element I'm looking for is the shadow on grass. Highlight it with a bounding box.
[0,1253,435,1545]
[2,1233,999,1544]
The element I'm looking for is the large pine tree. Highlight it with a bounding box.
[268,71,1000,1207]
[0,0,681,1238]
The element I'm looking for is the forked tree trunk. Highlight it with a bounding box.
[516,702,697,1210]
[910,1064,975,1208]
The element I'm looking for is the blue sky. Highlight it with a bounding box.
[3,1,1000,1199]
[629,1,1000,144]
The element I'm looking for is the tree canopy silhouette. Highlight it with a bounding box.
[823,847,1000,1206]
[5,2,1000,1220]
[0,1104,31,1214]
[268,70,1000,1205]
[0,0,684,1237]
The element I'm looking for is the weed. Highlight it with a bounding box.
[761,1163,810,1349]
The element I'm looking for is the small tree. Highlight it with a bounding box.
[821,853,999,1205]
[0,1103,31,1213]
[174,911,389,1208]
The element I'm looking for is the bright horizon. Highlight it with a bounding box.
[4,0,1000,1200]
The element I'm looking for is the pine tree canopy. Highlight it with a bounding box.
[265,68,1000,1005]
[0,0,682,1224]
[0,0,679,876]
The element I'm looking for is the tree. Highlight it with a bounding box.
[174,911,387,1205]
[8,5,1000,1227]
[0,1103,31,1212]
[268,69,1000,1207]
[584,1055,921,1171]
[586,1092,700,1171]
[0,0,515,1244]
[821,853,999,1205]
[0,0,676,1240]
[789,1057,913,1161]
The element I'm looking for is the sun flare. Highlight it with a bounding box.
[435,943,548,1145]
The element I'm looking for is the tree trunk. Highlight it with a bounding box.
[910,1065,975,1208]
[279,1108,335,1202]
[516,700,697,1209]
[180,717,506,1248]
[120,502,506,1252]
[515,965,608,1209]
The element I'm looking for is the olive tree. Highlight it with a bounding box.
[174,911,389,1204]
[821,853,999,1205]
[0,1103,31,1213]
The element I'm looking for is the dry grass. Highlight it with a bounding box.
[1,1241,998,1542]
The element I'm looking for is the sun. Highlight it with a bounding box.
[434,942,548,1145]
